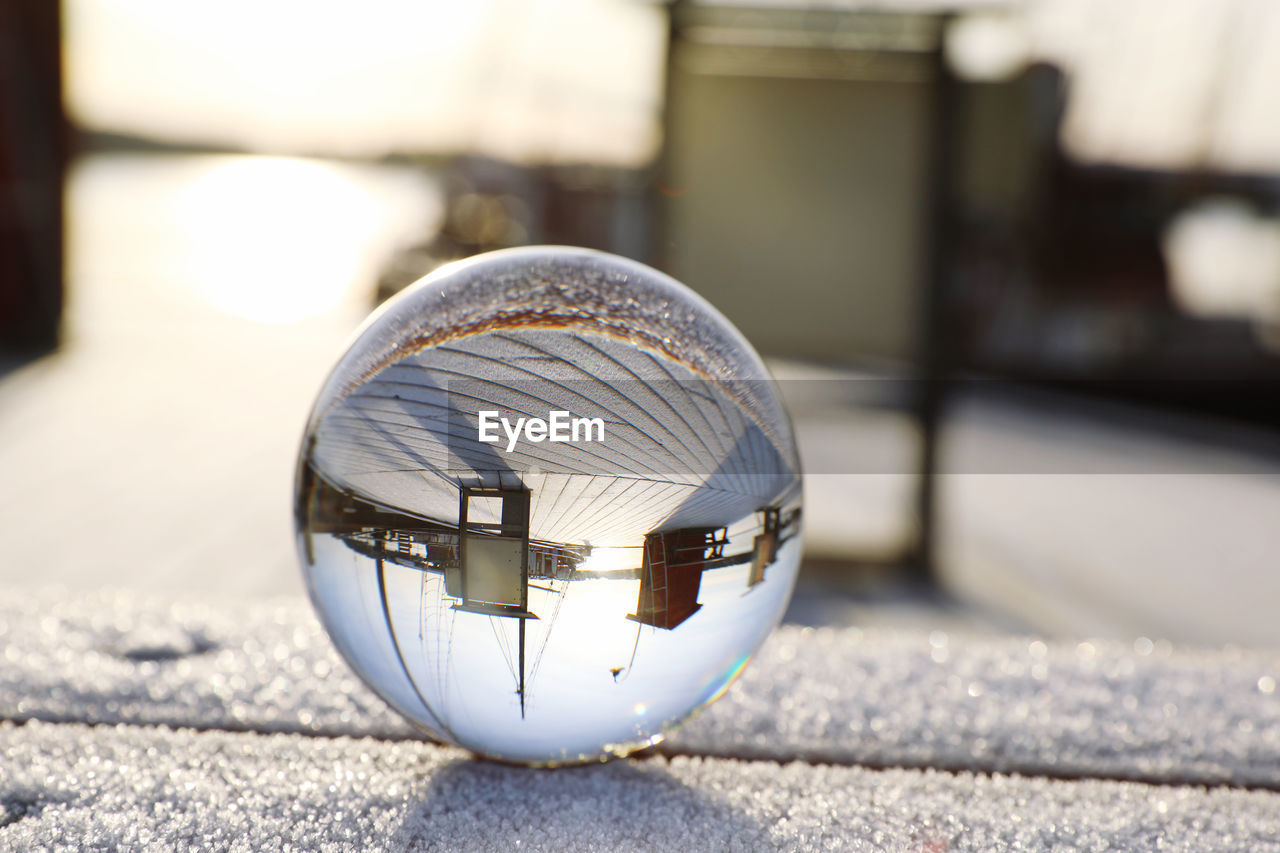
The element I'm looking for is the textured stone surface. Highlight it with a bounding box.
[3,720,1279,853]
[3,586,1278,789]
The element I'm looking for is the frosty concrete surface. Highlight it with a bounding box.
[4,586,1278,791]
[4,720,1278,852]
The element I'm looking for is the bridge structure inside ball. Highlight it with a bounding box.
[296,248,803,765]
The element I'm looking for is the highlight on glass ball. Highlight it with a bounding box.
[294,246,803,765]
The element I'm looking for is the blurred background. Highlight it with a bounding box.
[3,0,1279,647]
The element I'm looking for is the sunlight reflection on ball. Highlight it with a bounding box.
[295,247,802,764]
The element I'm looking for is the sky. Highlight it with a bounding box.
[64,0,667,166]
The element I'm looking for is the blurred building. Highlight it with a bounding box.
[3,0,1280,642]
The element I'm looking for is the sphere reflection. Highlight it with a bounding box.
[295,247,802,764]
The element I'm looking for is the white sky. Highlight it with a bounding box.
[65,0,667,166]
[68,0,1280,175]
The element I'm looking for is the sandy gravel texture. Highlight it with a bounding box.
[3,586,1278,791]
[3,720,1279,853]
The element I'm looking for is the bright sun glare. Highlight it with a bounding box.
[173,157,385,324]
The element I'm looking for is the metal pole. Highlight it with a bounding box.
[913,14,959,581]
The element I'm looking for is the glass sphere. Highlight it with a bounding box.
[295,246,802,764]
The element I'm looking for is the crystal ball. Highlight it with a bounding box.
[295,246,802,764]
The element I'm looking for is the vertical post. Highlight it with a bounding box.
[650,0,684,271]
[913,14,959,582]
[507,490,530,718]
[457,488,469,601]
[517,615,527,719]
[0,0,65,354]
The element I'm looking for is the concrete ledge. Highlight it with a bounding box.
[3,586,1277,789]
[3,720,1278,852]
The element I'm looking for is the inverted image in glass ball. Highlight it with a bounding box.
[295,246,802,764]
